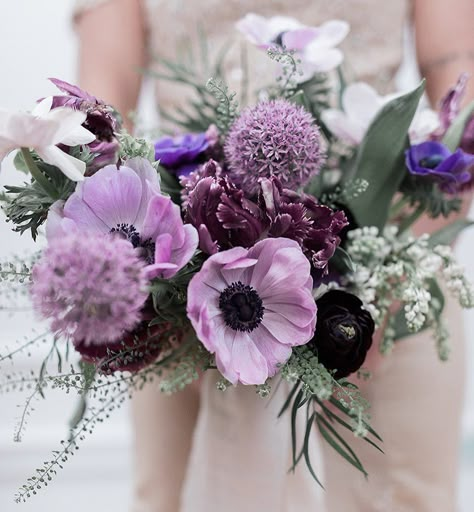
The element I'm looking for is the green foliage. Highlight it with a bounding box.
[443,100,474,151]
[427,219,474,247]
[399,173,462,220]
[2,160,76,240]
[150,252,206,325]
[279,346,381,483]
[157,165,182,205]
[117,132,155,161]
[343,81,425,230]
[148,36,232,133]
[206,77,239,136]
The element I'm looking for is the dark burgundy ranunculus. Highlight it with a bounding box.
[405,141,474,193]
[154,132,210,177]
[73,320,179,374]
[309,290,374,379]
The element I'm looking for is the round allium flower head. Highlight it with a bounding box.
[31,234,149,345]
[224,99,323,196]
[187,238,317,385]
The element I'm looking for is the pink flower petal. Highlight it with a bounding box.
[62,188,110,235]
[261,310,315,346]
[161,224,199,279]
[81,165,143,228]
[228,331,269,385]
[264,289,317,327]
[253,325,292,377]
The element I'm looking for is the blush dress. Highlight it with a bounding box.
[73,2,466,511]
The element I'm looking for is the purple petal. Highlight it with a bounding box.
[227,331,269,385]
[264,289,317,327]
[80,165,143,229]
[161,224,199,279]
[49,77,97,102]
[63,186,110,234]
[252,325,292,377]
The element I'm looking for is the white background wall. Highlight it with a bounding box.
[0,1,473,511]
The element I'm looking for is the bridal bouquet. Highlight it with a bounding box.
[1,13,474,501]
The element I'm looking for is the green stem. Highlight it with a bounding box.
[21,148,58,199]
[389,196,410,219]
[398,205,425,235]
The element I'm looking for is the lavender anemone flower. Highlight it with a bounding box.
[187,238,317,385]
[185,169,268,254]
[46,157,198,278]
[225,100,323,196]
[31,234,149,345]
[48,78,121,171]
[405,141,474,193]
[155,131,211,177]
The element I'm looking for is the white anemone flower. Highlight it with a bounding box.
[0,97,95,181]
[236,14,349,82]
[321,82,440,146]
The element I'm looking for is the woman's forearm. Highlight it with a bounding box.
[76,0,146,132]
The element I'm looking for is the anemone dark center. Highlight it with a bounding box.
[219,281,264,332]
[110,223,155,264]
[419,154,444,169]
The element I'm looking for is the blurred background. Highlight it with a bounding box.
[0,1,473,510]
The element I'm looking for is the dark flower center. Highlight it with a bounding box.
[110,223,155,264]
[219,281,264,332]
[273,31,286,46]
[419,154,444,169]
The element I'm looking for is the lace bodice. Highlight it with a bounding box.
[74,0,409,110]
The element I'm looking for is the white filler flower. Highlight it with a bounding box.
[0,97,95,181]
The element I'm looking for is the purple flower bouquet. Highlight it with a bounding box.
[1,12,474,502]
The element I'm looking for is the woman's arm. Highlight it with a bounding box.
[413,0,474,235]
[76,0,146,131]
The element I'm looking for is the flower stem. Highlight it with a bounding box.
[21,148,58,199]
[397,205,425,235]
[389,196,410,219]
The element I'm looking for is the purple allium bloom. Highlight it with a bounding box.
[405,141,474,193]
[260,177,348,278]
[48,78,121,171]
[31,234,149,345]
[154,132,210,177]
[187,238,317,385]
[46,157,198,278]
[185,170,268,254]
[224,100,323,196]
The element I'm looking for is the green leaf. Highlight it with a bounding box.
[288,90,310,111]
[13,150,29,173]
[316,413,368,477]
[278,381,300,418]
[330,246,355,274]
[443,100,474,152]
[344,80,425,230]
[428,219,474,247]
[302,411,324,488]
[394,278,445,340]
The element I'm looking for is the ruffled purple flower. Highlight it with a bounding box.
[154,131,211,177]
[48,78,121,171]
[224,100,323,196]
[31,234,149,345]
[405,141,474,193]
[46,157,198,278]
[185,169,268,254]
[187,238,317,385]
[260,177,348,278]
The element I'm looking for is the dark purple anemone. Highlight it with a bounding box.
[154,132,210,177]
[405,141,474,193]
[48,78,121,172]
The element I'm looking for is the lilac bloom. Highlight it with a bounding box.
[187,238,317,385]
[154,132,209,177]
[405,141,474,193]
[46,157,198,278]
